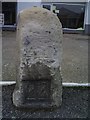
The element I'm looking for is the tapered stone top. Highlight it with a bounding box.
[13,7,63,108]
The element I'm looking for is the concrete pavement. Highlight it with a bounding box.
[2,31,89,83]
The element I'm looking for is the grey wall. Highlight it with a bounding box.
[84,1,90,34]
[85,1,90,24]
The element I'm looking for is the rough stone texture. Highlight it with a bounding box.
[13,7,63,109]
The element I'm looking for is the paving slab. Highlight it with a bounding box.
[62,33,88,83]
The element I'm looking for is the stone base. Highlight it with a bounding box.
[13,80,60,109]
[13,94,53,109]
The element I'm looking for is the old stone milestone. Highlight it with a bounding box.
[13,7,63,109]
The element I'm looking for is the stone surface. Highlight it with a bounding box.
[13,7,63,108]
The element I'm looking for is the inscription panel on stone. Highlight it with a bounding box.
[21,80,51,103]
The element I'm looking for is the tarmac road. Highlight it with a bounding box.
[2,85,89,119]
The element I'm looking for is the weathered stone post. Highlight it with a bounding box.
[13,7,63,109]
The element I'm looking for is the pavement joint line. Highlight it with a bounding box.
[0,81,90,87]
